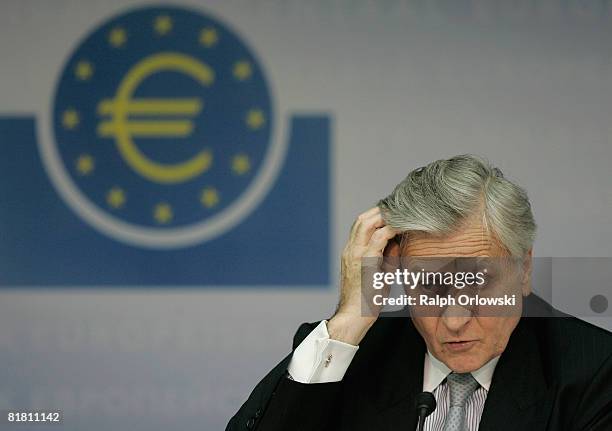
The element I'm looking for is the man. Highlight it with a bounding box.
[227,155,612,431]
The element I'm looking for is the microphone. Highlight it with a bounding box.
[415,391,436,431]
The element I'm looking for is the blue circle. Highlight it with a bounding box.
[52,6,273,228]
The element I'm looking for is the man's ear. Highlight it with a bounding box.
[521,248,533,296]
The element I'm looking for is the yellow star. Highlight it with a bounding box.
[199,27,218,47]
[200,187,219,208]
[75,154,94,176]
[233,61,252,81]
[74,60,93,81]
[154,15,173,35]
[106,187,126,209]
[108,27,127,47]
[62,109,79,130]
[154,202,173,224]
[246,109,265,130]
[232,154,251,175]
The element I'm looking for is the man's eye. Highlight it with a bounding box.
[419,282,446,293]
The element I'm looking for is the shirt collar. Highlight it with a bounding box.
[422,351,500,392]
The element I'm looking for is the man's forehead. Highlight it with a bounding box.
[401,219,506,257]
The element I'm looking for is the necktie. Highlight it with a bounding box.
[442,372,479,431]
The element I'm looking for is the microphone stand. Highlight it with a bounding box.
[415,392,436,431]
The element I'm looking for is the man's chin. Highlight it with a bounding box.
[439,350,488,373]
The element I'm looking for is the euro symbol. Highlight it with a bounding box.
[97,52,214,184]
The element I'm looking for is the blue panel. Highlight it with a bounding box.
[0,115,331,287]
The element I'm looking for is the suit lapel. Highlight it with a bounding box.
[479,318,553,430]
[371,318,426,430]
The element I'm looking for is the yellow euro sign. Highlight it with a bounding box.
[97,52,214,184]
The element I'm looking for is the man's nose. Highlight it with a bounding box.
[441,304,472,332]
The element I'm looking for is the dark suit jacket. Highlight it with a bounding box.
[227,295,612,430]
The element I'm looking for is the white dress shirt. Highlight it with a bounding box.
[288,320,500,430]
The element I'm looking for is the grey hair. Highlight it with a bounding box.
[377,154,536,257]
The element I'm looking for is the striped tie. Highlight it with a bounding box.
[442,373,479,431]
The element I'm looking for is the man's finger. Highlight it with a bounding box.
[364,225,398,256]
[351,211,385,247]
[349,207,381,235]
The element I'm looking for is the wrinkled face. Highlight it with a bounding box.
[405,216,532,373]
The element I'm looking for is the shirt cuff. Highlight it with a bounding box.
[287,320,359,383]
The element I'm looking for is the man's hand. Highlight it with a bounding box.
[327,207,400,346]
